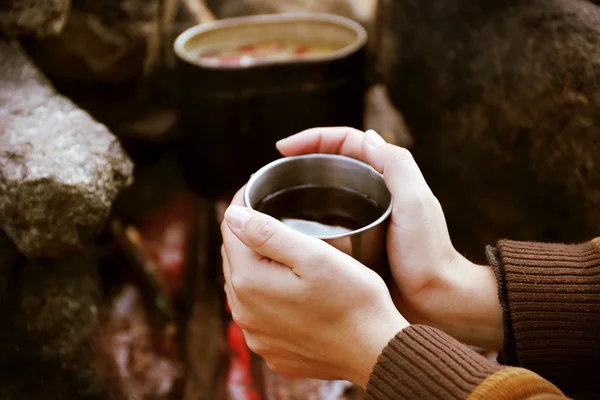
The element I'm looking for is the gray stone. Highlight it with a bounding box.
[0,40,134,258]
[0,0,70,37]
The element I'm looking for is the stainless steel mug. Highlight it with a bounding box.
[244,154,393,277]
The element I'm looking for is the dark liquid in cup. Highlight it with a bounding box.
[255,185,384,236]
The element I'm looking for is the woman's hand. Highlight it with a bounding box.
[221,189,408,388]
[276,127,503,350]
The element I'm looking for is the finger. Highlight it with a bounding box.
[220,185,253,276]
[276,127,366,160]
[222,221,300,293]
[221,213,263,276]
[223,205,344,277]
[359,133,436,211]
[279,128,435,220]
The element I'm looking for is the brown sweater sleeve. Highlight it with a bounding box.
[488,239,600,394]
[365,325,565,399]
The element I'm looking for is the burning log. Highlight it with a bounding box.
[105,285,181,399]
[0,40,134,258]
[0,0,70,36]
[109,218,176,322]
[183,198,229,400]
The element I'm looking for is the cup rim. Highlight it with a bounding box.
[244,154,394,240]
[173,12,368,70]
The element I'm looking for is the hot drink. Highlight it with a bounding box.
[255,185,384,237]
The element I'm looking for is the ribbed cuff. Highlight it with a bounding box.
[486,245,518,367]
[493,239,600,393]
[366,325,503,400]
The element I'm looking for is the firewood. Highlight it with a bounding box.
[182,198,229,400]
[109,218,176,322]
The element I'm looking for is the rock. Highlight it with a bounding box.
[18,0,192,145]
[0,0,70,36]
[0,40,134,258]
[19,0,161,85]
[376,0,600,259]
[0,251,126,400]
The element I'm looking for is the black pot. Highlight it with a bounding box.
[174,13,368,198]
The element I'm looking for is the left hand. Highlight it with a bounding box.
[221,189,408,388]
[275,127,503,350]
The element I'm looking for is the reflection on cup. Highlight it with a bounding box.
[244,154,393,277]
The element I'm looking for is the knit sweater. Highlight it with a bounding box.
[366,239,600,399]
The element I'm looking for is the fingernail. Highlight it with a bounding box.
[364,129,386,148]
[225,206,252,229]
[275,137,290,148]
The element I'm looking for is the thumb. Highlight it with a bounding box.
[224,205,336,274]
[362,130,436,209]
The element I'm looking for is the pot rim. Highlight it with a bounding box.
[174,12,368,70]
[243,154,394,240]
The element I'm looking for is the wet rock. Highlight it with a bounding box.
[376,0,600,258]
[0,0,70,36]
[0,40,134,258]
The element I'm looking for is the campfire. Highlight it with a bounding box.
[0,0,404,398]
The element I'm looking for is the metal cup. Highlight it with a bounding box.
[244,154,393,277]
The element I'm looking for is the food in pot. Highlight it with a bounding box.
[195,41,338,67]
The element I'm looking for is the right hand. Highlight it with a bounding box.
[276,127,503,350]
[221,189,408,388]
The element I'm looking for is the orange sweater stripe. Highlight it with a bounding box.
[468,368,564,400]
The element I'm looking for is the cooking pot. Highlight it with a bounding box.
[174,13,368,198]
